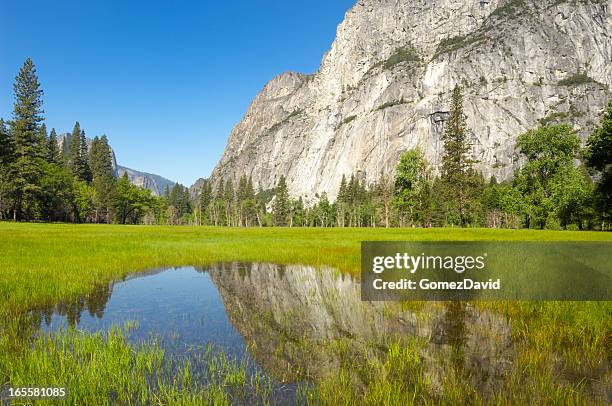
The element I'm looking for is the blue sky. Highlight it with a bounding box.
[0,0,355,186]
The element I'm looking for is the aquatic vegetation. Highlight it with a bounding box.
[0,323,275,405]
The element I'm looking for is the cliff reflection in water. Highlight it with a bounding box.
[22,263,514,394]
[207,263,514,392]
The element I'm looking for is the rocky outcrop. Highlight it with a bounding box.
[116,166,176,196]
[206,0,611,201]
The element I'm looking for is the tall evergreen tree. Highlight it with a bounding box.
[67,122,90,181]
[0,119,11,166]
[336,175,348,227]
[272,175,290,226]
[47,128,61,163]
[36,123,48,159]
[9,58,45,220]
[236,175,248,226]
[213,179,225,226]
[198,179,213,225]
[80,129,92,181]
[243,176,256,227]
[0,119,14,219]
[224,178,234,226]
[440,85,478,227]
[89,135,116,222]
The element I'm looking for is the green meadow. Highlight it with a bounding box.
[3,222,611,313]
[1,222,611,404]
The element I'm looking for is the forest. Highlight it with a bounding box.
[1,59,610,230]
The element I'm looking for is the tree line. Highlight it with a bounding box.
[194,86,610,231]
[1,59,610,229]
[0,58,176,224]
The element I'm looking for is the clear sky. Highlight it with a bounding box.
[0,0,355,186]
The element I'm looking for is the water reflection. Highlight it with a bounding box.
[21,263,514,397]
[207,263,513,392]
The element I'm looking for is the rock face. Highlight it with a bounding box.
[206,0,611,201]
[116,166,176,196]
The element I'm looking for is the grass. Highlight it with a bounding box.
[0,320,274,405]
[1,222,610,314]
[0,222,611,404]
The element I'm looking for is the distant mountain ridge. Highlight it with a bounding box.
[57,133,175,196]
[116,166,176,196]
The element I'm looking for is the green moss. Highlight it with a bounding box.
[341,115,357,125]
[381,47,421,70]
[268,109,304,133]
[558,72,597,87]
[539,105,586,126]
[539,112,569,126]
[375,98,408,111]
[490,0,527,18]
[434,33,487,58]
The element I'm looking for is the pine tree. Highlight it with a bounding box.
[272,175,290,226]
[67,122,90,181]
[214,179,225,226]
[89,135,116,222]
[336,175,348,227]
[373,171,394,228]
[236,175,248,226]
[198,180,213,225]
[244,176,256,227]
[9,58,45,220]
[47,128,61,163]
[440,85,478,227]
[36,123,49,159]
[0,119,14,219]
[0,119,12,166]
[88,136,114,179]
[224,178,234,226]
[80,129,92,182]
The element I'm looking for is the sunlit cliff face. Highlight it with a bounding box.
[207,0,611,202]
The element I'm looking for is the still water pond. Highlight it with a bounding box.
[32,263,516,401]
[41,267,250,361]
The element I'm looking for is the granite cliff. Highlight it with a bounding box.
[204,0,611,201]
